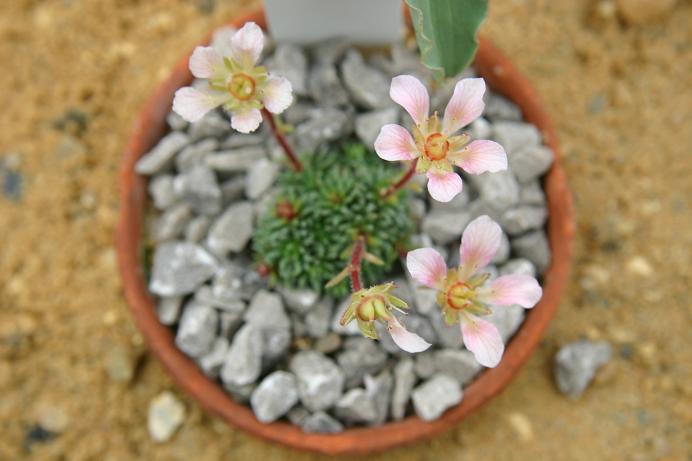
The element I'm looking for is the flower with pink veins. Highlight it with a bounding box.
[340,283,431,353]
[374,75,508,202]
[405,215,543,367]
[172,22,293,133]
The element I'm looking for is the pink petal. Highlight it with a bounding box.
[374,124,419,161]
[388,317,432,353]
[189,46,223,79]
[426,171,463,202]
[406,248,447,289]
[459,215,503,273]
[231,107,262,133]
[456,140,508,175]
[231,21,264,66]
[442,78,486,135]
[482,274,543,308]
[390,75,430,125]
[172,87,227,123]
[262,75,293,114]
[461,315,504,368]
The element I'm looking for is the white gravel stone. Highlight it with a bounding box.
[355,107,399,147]
[198,337,229,378]
[220,324,264,388]
[250,371,300,423]
[554,340,612,398]
[305,298,334,338]
[433,349,482,385]
[334,388,378,424]
[205,146,266,172]
[136,132,189,175]
[341,49,391,109]
[152,203,193,243]
[290,351,345,412]
[149,241,218,297]
[173,165,222,215]
[500,206,548,236]
[175,302,218,358]
[148,391,185,443]
[149,174,178,210]
[493,121,542,154]
[156,296,183,326]
[300,411,344,433]
[412,374,463,421]
[509,145,554,183]
[245,158,280,200]
[206,202,254,255]
[278,286,320,315]
[391,358,416,421]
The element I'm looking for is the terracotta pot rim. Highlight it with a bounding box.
[116,8,575,456]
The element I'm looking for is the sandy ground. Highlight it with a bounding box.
[0,0,690,460]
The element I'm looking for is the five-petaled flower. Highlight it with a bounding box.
[406,215,542,367]
[173,22,293,133]
[340,283,431,353]
[374,75,508,202]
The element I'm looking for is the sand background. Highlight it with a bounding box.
[0,0,690,459]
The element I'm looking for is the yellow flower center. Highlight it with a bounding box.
[423,132,450,161]
[228,72,256,101]
[445,281,475,310]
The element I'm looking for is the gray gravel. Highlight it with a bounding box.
[554,340,612,398]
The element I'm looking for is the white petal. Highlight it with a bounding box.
[388,317,432,353]
[172,86,227,123]
[459,215,503,273]
[390,75,430,125]
[211,26,236,56]
[480,274,543,308]
[231,21,264,66]
[374,124,419,161]
[189,46,223,79]
[262,75,293,114]
[231,107,263,133]
[461,315,504,368]
[406,248,447,289]
[456,140,507,175]
[443,78,486,135]
[426,171,463,202]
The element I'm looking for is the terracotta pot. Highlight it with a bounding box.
[116,8,575,456]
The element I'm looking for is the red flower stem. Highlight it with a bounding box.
[261,108,303,172]
[349,235,366,292]
[381,159,418,198]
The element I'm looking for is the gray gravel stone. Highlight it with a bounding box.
[512,230,551,273]
[300,411,344,433]
[409,198,427,223]
[198,337,229,378]
[430,186,471,212]
[290,351,345,412]
[260,326,292,363]
[136,132,189,175]
[554,340,612,398]
[166,111,188,131]
[412,374,463,421]
[220,177,246,204]
[224,382,255,404]
[311,38,350,64]
[305,298,334,338]
[194,285,245,313]
[337,338,388,388]
[221,133,264,149]
[374,322,401,354]
[500,206,548,236]
[278,286,320,315]
[401,314,437,345]
[354,108,399,147]
[149,174,178,210]
[250,371,300,423]
[308,64,350,107]
[472,170,520,212]
[491,231,511,264]
[219,311,243,338]
[500,258,537,277]
[245,158,280,200]
[175,138,219,172]
[391,358,416,421]
[152,202,193,242]
[428,313,462,348]
[220,324,264,388]
[313,332,342,354]
[487,305,525,342]
[365,370,393,425]
[175,303,218,358]
[206,202,254,255]
[272,44,308,96]
[405,271,439,315]
[334,388,378,424]
[341,49,391,109]
[433,349,482,385]
[287,406,310,426]
[184,215,212,243]
[212,260,265,302]
[467,117,493,140]
[422,208,473,245]
[294,108,353,153]
[244,290,290,330]
[520,180,547,206]
[189,111,228,140]
[493,121,541,154]
[509,145,553,183]
[484,93,523,121]
[205,146,266,172]
[173,165,222,215]
[149,241,218,296]
[414,351,436,379]
[157,296,183,326]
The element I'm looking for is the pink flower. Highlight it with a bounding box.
[340,283,431,353]
[374,75,507,202]
[406,216,542,367]
[172,22,293,133]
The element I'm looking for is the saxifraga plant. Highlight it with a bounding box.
[253,142,413,298]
